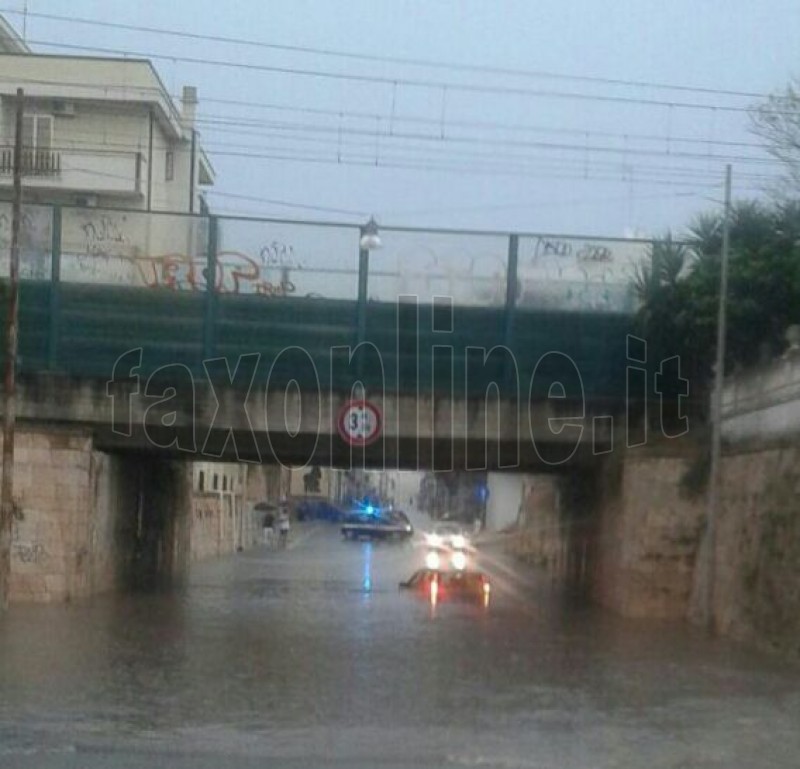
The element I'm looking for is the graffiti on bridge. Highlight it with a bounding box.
[532,236,614,264]
[81,215,127,257]
[136,251,298,295]
[62,249,300,296]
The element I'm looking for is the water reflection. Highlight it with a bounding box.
[1,523,799,767]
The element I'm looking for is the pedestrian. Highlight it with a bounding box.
[262,511,275,547]
[277,500,291,548]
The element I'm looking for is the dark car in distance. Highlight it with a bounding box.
[341,511,414,541]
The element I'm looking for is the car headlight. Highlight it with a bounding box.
[426,533,443,548]
[451,534,466,549]
[425,550,441,570]
[451,551,467,571]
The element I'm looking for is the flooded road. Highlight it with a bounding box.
[1,516,799,768]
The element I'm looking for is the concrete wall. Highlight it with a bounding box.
[485,472,527,532]
[8,428,109,601]
[591,453,705,619]
[3,425,248,603]
[190,493,235,561]
[589,445,800,655]
[383,470,425,512]
[505,475,565,570]
[691,446,800,651]
[722,352,800,443]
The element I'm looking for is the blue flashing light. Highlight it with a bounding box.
[355,498,381,516]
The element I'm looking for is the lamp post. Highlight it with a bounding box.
[357,218,381,358]
[359,217,382,252]
[704,163,732,632]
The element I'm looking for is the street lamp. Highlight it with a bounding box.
[356,218,381,377]
[359,217,382,251]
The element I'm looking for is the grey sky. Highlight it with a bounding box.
[6,0,800,236]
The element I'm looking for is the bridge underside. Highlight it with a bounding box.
[17,372,622,472]
[93,424,611,471]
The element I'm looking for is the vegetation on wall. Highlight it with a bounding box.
[634,80,800,422]
[634,201,800,421]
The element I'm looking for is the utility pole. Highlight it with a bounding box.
[0,88,24,609]
[704,163,732,632]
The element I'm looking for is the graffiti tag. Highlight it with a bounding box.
[12,542,46,564]
[132,251,297,296]
[259,241,301,269]
[532,236,614,264]
[81,215,127,257]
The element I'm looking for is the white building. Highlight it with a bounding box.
[0,13,216,285]
[0,50,214,213]
[0,14,27,54]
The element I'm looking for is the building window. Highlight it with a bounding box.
[22,114,53,152]
[165,150,174,181]
[223,476,228,492]
[198,471,205,492]
[213,474,219,491]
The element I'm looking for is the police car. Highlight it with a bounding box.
[340,507,414,542]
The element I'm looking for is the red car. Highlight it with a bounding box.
[399,568,491,607]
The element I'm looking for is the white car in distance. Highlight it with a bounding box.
[425,521,470,552]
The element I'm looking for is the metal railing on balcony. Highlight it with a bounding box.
[0,147,61,176]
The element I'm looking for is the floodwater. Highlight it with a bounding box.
[1,515,799,768]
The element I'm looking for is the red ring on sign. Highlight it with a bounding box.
[337,399,382,447]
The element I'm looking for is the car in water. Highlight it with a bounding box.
[399,568,491,607]
[341,511,413,541]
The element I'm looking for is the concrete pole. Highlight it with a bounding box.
[704,164,732,632]
[0,88,24,609]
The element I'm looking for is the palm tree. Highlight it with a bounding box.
[633,234,689,332]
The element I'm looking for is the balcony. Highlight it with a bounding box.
[0,147,142,198]
[0,148,61,176]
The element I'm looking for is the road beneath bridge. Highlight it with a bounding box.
[1,514,798,768]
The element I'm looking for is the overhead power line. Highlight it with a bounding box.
[204,191,368,217]
[24,38,761,115]
[191,117,779,167]
[1,7,768,100]
[0,73,767,154]
[195,104,765,152]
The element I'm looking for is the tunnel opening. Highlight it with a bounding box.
[115,456,190,593]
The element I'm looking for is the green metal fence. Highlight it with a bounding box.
[0,203,643,397]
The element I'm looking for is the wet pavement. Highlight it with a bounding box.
[1,515,799,768]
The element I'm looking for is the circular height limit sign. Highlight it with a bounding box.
[337,399,382,447]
